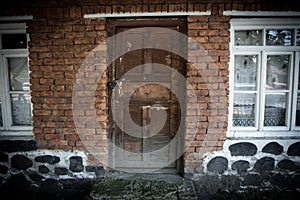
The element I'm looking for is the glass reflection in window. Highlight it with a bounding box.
[264,94,287,126]
[296,59,300,126]
[0,95,2,127]
[8,58,29,91]
[296,29,300,46]
[266,29,293,46]
[266,55,289,90]
[234,55,258,91]
[235,30,262,46]
[10,93,32,126]
[296,95,300,126]
[1,34,27,49]
[7,57,32,126]
[233,93,256,127]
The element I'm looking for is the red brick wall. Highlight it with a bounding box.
[1,0,299,170]
[185,14,230,173]
[26,17,108,165]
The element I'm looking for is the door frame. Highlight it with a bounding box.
[107,18,187,174]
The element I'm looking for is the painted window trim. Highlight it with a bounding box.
[0,23,33,137]
[292,52,300,131]
[223,11,300,17]
[84,11,211,19]
[228,18,300,138]
[0,16,33,21]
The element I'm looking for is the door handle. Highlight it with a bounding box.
[107,79,124,88]
[141,105,169,110]
[107,80,118,89]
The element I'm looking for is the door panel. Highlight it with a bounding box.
[109,20,185,172]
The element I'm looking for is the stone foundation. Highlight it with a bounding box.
[185,139,300,194]
[203,140,300,175]
[1,139,300,198]
[0,140,104,184]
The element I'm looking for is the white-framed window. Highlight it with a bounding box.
[228,18,300,138]
[0,23,32,137]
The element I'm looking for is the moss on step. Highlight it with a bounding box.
[90,177,196,200]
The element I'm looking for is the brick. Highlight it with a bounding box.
[33,110,52,116]
[43,59,64,65]
[48,140,68,146]
[48,45,64,52]
[53,92,72,97]
[63,45,95,52]
[30,60,44,66]
[198,30,209,36]
[53,52,74,58]
[188,50,208,56]
[73,25,94,32]
[64,58,84,65]
[65,32,84,38]
[38,40,52,46]
[220,30,230,37]
[194,37,209,44]
[209,37,230,43]
[39,26,52,32]
[40,79,54,85]
[194,4,207,12]
[45,134,64,140]
[188,30,199,37]
[53,25,72,32]
[209,50,230,56]
[74,38,95,45]
[30,47,48,53]
[195,146,219,153]
[52,39,73,46]
[188,23,208,30]
[74,52,90,58]
[95,24,105,31]
[187,16,208,22]
[197,56,218,63]
[208,30,219,36]
[209,16,230,22]
[198,69,218,76]
[209,23,230,30]
[39,53,52,59]
[155,4,162,12]
[219,69,229,76]
[208,89,227,96]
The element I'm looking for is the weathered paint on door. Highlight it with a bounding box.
[108,19,186,172]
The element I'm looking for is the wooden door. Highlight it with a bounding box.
[108,19,186,172]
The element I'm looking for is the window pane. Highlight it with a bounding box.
[298,64,300,91]
[264,94,287,126]
[234,55,258,91]
[296,29,300,46]
[266,55,289,90]
[296,58,300,126]
[8,57,29,91]
[266,29,293,46]
[233,93,256,127]
[1,34,27,49]
[11,93,32,126]
[296,94,300,126]
[235,30,262,46]
[0,94,2,127]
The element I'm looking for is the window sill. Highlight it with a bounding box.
[227,130,300,139]
[0,130,34,140]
